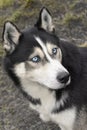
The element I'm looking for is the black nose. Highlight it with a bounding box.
[57,72,70,84]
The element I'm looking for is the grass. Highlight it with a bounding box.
[0,44,4,57]
[0,0,35,24]
[69,1,79,10]
[7,9,22,22]
[0,0,33,9]
[0,16,7,27]
[0,0,14,9]
[7,6,37,22]
[62,12,83,26]
[24,0,33,7]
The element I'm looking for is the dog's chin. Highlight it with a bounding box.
[49,77,71,90]
[48,84,66,90]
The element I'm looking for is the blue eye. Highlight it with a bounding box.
[52,48,57,55]
[31,56,40,63]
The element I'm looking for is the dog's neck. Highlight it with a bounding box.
[20,77,69,112]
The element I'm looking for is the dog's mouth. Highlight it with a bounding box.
[29,72,71,91]
[49,76,71,90]
[64,76,71,86]
[59,75,71,89]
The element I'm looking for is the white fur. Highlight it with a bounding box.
[15,63,26,77]
[51,107,76,130]
[15,63,75,130]
[14,66,75,130]
[15,60,69,90]
[14,72,75,130]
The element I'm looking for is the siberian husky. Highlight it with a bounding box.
[2,7,87,130]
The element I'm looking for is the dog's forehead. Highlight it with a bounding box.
[10,27,59,63]
[23,27,59,47]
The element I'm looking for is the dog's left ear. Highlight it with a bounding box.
[35,7,55,32]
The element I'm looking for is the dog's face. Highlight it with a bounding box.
[3,8,70,90]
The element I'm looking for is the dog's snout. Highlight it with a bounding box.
[57,72,70,84]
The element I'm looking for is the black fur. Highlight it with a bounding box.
[55,40,87,112]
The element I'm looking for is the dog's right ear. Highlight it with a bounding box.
[2,21,21,54]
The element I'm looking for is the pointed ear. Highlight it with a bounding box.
[2,21,21,53]
[35,7,55,32]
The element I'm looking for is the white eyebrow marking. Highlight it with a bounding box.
[34,36,52,62]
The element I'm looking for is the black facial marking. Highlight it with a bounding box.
[21,90,41,105]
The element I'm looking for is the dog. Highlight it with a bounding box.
[2,7,87,130]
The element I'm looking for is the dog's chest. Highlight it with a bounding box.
[30,101,76,130]
[21,79,76,130]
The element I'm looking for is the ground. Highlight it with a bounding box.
[0,0,87,130]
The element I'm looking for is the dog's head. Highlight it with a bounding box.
[2,7,70,90]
